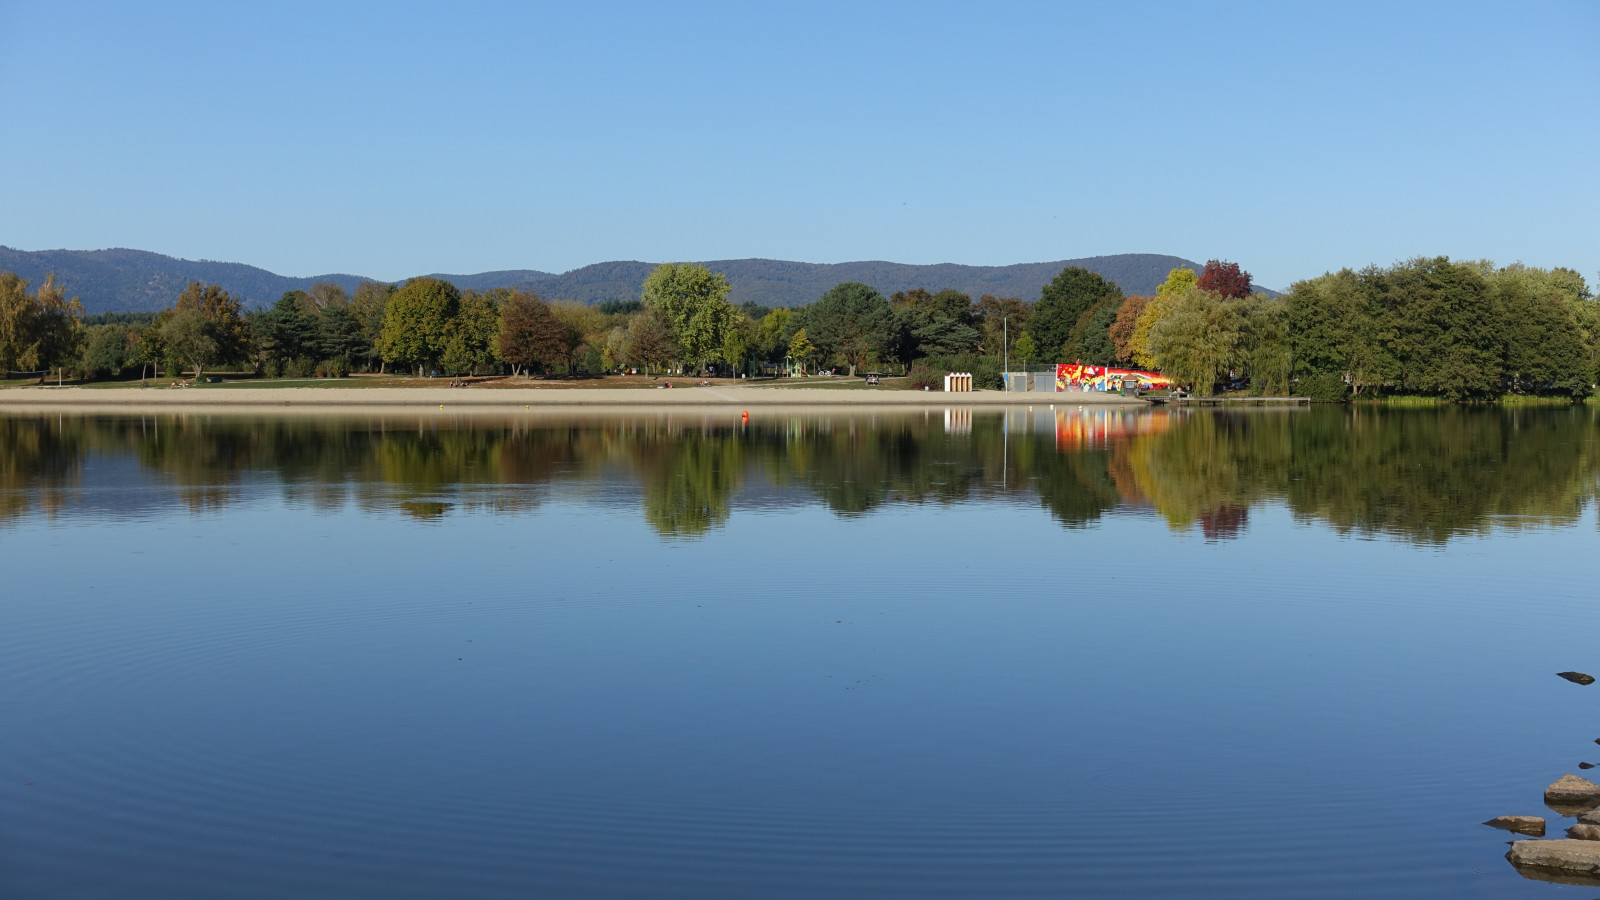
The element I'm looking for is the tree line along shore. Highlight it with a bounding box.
[1,256,1594,401]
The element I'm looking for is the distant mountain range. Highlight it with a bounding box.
[0,246,1270,314]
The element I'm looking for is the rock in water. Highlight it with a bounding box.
[1580,808,1600,826]
[1567,823,1600,840]
[1546,774,1600,815]
[1485,815,1546,836]
[1581,762,1595,770]
[1558,671,1595,685]
[1547,774,1600,804]
[1508,840,1600,886]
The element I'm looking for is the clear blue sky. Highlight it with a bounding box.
[2,0,1596,290]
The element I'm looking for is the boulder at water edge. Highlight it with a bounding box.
[1579,808,1600,826]
[1567,824,1600,840]
[1558,671,1595,685]
[1485,815,1546,836]
[1507,840,1600,885]
[1546,774,1600,807]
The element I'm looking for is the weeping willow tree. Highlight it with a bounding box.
[1147,288,1243,395]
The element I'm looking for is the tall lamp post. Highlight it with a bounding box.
[1003,313,1010,390]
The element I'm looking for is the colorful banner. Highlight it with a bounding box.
[1055,363,1172,392]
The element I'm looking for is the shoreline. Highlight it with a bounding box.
[0,385,1146,412]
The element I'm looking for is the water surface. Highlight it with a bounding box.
[3,407,1598,898]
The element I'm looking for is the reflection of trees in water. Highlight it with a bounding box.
[0,416,85,524]
[0,408,1594,543]
[1283,407,1598,542]
[634,428,744,537]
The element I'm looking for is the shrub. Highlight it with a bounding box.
[908,365,939,390]
[918,353,1001,390]
[1298,374,1350,402]
[317,357,351,378]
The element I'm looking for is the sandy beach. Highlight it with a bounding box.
[0,384,1145,413]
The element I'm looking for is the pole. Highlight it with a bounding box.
[1003,314,1008,388]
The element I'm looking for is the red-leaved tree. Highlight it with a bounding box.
[1197,260,1253,299]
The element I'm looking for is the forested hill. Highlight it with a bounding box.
[0,247,1254,313]
[0,247,376,314]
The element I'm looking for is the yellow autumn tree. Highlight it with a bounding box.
[1129,267,1197,369]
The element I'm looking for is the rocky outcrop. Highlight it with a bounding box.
[1567,824,1600,840]
[1508,839,1600,885]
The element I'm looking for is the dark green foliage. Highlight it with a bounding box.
[318,304,366,362]
[807,282,891,376]
[1065,296,1121,365]
[907,364,938,390]
[1381,258,1502,400]
[80,324,132,377]
[1298,374,1350,402]
[259,293,320,364]
[1033,267,1124,361]
[82,311,158,328]
[919,353,1001,390]
[597,299,643,315]
[1288,257,1584,401]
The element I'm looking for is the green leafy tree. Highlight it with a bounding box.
[1494,264,1590,396]
[161,307,219,380]
[350,281,393,372]
[378,277,460,375]
[0,272,83,379]
[1239,296,1292,395]
[442,289,502,376]
[887,288,979,361]
[81,324,132,378]
[172,282,248,368]
[1287,268,1394,395]
[809,282,892,376]
[788,327,816,374]
[1032,267,1124,363]
[640,262,735,370]
[1148,287,1243,395]
[1383,257,1502,400]
[1013,331,1037,370]
[722,313,756,376]
[754,307,794,364]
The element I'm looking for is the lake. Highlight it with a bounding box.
[2,405,1597,898]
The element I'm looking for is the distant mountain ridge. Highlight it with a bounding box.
[0,246,1267,314]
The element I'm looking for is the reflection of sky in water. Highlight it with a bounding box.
[4,474,1598,898]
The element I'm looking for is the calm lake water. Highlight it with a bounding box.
[3,406,1598,898]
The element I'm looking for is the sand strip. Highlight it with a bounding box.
[0,385,1145,412]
